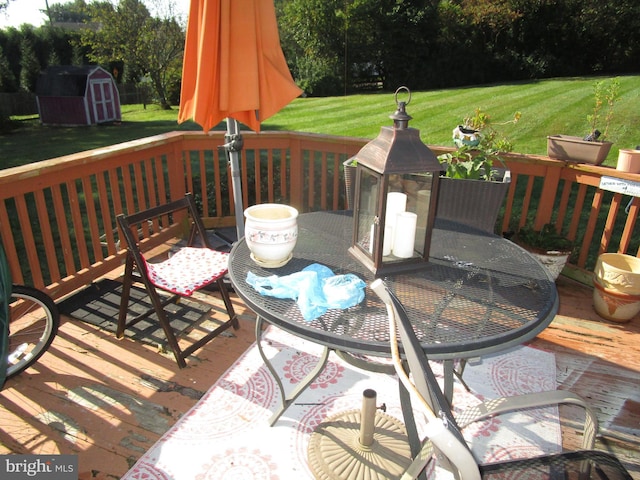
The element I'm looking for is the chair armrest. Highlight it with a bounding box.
[455,390,598,449]
[401,419,482,480]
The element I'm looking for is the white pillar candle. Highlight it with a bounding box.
[385,192,407,228]
[369,223,375,254]
[385,192,407,251]
[393,211,417,258]
[382,224,393,256]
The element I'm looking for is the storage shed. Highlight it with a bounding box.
[36,66,121,126]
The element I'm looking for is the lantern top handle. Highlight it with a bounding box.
[391,86,412,129]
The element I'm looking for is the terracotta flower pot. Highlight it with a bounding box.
[593,279,640,323]
[616,149,640,173]
[547,135,613,165]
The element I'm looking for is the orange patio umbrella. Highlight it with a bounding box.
[178,0,302,238]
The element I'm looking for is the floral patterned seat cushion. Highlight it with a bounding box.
[143,247,229,296]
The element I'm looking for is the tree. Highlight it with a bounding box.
[80,0,183,108]
[277,0,442,94]
[371,0,440,91]
[81,0,150,83]
[140,17,184,107]
[0,27,23,91]
[47,0,91,24]
[0,45,16,91]
[19,34,40,92]
[278,0,347,95]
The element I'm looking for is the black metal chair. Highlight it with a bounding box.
[371,279,632,480]
[116,193,239,368]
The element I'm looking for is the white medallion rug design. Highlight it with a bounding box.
[122,326,560,479]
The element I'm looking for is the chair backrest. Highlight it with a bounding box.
[117,193,211,256]
[371,279,481,480]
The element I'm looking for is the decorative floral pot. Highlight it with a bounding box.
[244,204,298,268]
[528,250,571,281]
[547,135,613,165]
[594,253,640,295]
[592,279,640,323]
[452,125,481,147]
[616,149,640,174]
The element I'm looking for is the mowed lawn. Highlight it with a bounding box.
[2,75,639,168]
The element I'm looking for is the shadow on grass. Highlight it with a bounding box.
[2,115,294,168]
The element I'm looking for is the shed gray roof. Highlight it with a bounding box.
[36,65,106,97]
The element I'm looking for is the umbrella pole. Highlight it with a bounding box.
[224,118,245,239]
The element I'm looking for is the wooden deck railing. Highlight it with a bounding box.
[1,130,638,301]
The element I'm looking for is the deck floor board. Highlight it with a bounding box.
[0,275,638,479]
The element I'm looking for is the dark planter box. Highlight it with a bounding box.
[436,173,511,234]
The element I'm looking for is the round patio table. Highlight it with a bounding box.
[228,210,558,426]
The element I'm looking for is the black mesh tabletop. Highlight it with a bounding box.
[228,210,558,360]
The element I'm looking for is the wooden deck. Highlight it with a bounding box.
[0,275,638,479]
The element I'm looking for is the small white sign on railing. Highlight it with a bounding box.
[599,176,640,197]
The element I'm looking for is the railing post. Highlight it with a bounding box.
[169,137,188,202]
[534,165,562,230]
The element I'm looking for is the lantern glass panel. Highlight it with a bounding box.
[355,167,381,255]
[383,173,435,262]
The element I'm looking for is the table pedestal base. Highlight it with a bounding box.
[308,408,411,479]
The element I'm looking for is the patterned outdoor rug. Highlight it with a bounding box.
[122,326,560,479]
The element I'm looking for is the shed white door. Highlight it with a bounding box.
[90,79,117,123]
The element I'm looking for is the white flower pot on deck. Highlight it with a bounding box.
[592,253,640,322]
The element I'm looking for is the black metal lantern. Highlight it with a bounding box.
[348,87,442,276]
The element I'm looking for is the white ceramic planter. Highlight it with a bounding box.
[616,149,640,173]
[244,204,298,268]
[592,279,640,323]
[594,253,640,295]
[529,250,570,281]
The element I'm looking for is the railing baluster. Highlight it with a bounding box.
[34,188,60,282]
[51,183,75,277]
[621,199,640,254]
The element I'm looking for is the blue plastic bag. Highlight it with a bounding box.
[246,263,365,321]
[322,273,366,309]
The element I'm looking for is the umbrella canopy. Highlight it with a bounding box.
[178,0,302,133]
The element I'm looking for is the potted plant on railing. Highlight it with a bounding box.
[547,77,620,165]
[616,146,640,174]
[510,223,574,281]
[435,108,520,233]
